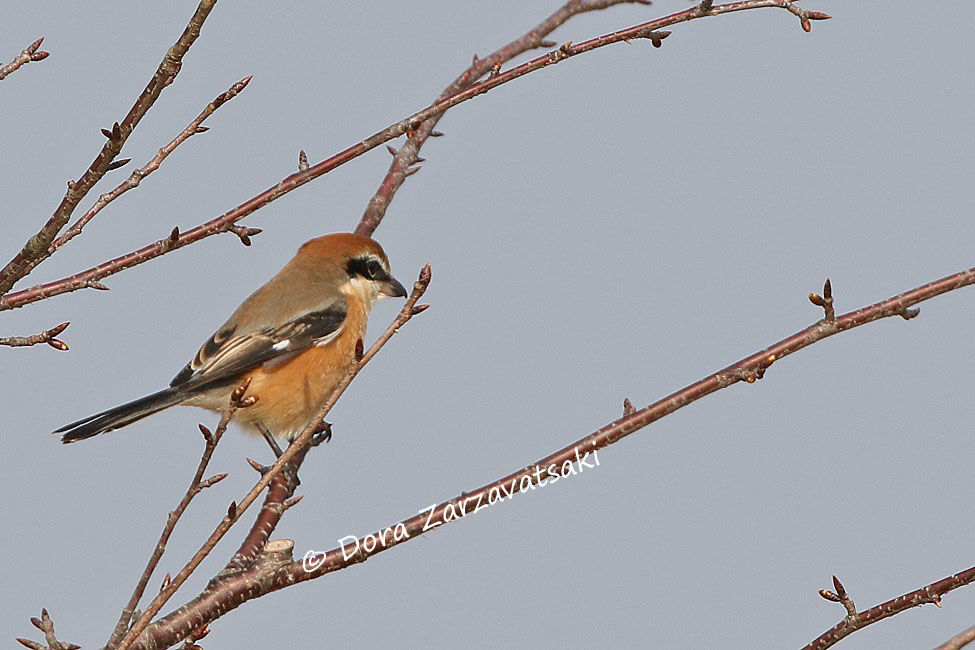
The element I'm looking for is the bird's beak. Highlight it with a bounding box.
[380,276,407,298]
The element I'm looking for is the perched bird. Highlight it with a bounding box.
[55,233,407,444]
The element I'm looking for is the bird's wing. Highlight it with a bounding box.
[169,299,348,391]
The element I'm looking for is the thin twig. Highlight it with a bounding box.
[805,565,975,649]
[48,75,252,255]
[356,0,652,237]
[0,0,829,313]
[15,608,78,650]
[0,322,69,350]
[126,265,973,648]
[103,393,243,650]
[0,0,218,295]
[0,37,49,82]
[935,626,975,650]
[118,266,432,650]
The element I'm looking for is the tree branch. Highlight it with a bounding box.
[0,37,49,82]
[0,0,218,295]
[103,399,242,650]
[125,266,974,647]
[806,564,975,649]
[219,443,312,577]
[46,75,252,258]
[355,0,653,237]
[0,0,828,313]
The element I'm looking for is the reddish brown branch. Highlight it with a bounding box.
[221,422,332,578]
[0,0,827,313]
[353,0,828,238]
[219,444,311,576]
[355,0,653,238]
[806,564,975,649]
[0,321,69,350]
[0,0,218,296]
[0,37,49,82]
[117,266,432,650]
[103,401,240,650]
[125,266,973,648]
[47,75,252,256]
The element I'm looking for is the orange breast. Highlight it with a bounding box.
[235,298,368,439]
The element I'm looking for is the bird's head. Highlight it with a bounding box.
[298,233,407,304]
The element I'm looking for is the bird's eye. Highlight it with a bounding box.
[366,259,384,279]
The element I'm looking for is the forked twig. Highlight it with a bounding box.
[103,385,250,649]
[0,37,49,82]
[0,322,69,350]
[806,562,975,649]
[15,608,78,650]
[356,0,654,237]
[48,75,253,256]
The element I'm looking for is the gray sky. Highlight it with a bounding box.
[3,1,974,648]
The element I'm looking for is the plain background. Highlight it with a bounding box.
[2,1,974,648]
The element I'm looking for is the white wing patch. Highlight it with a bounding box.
[170,301,348,390]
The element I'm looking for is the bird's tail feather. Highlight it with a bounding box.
[55,388,184,443]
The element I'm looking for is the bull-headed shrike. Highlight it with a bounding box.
[55,233,406,444]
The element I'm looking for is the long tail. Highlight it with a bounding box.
[55,388,184,443]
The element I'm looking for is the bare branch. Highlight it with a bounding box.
[0,37,49,82]
[354,0,829,237]
[126,265,973,647]
[805,565,975,649]
[355,0,654,237]
[219,443,312,576]
[48,75,253,255]
[0,0,219,295]
[103,397,243,649]
[0,0,828,312]
[0,322,69,350]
